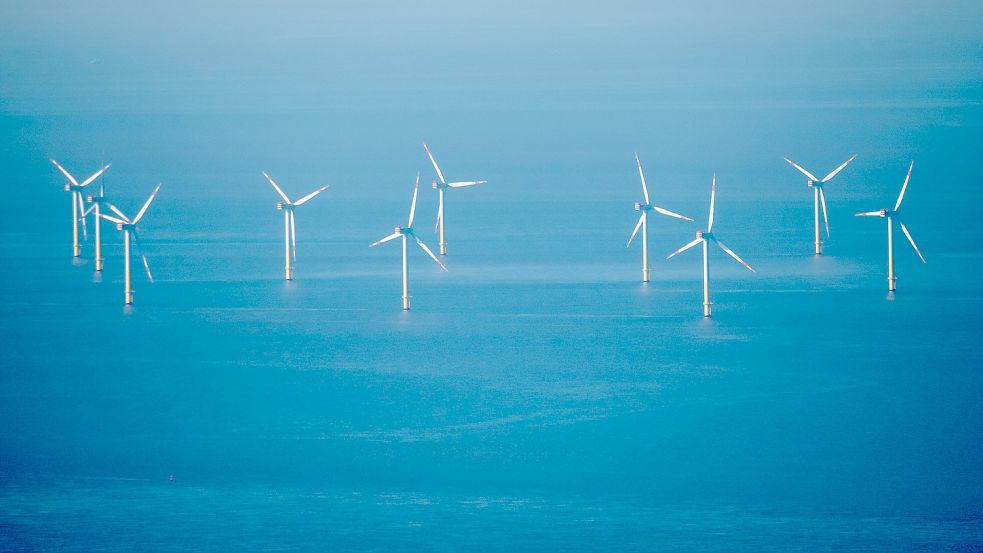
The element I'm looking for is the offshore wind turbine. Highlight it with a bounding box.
[50,159,111,258]
[370,173,448,310]
[667,175,755,317]
[98,184,161,305]
[262,172,329,281]
[784,155,856,255]
[423,142,487,255]
[855,161,925,292]
[83,185,108,271]
[627,153,693,282]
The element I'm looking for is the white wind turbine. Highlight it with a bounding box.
[667,175,755,317]
[261,171,329,281]
[98,184,162,305]
[370,173,448,310]
[784,155,856,255]
[83,184,109,271]
[50,159,111,258]
[423,142,487,255]
[855,161,925,292]
[627,153,693,282]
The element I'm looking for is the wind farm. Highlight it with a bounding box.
[370,173,448,310]
[855,161,926,292]
[424,142,487,255]
[784,155,856,255]
[7,3,981,550]
[666,175,755,317]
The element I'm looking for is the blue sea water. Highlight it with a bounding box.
[2,2,983,550]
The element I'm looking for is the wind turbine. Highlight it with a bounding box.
[784,155,856,255]
[667,175,755,317]
[627,152,693,282]
[83,185,108,271]
[261,171,329,281]
[855,161,925,292]
[370,173,448,310]
[50,159,111,258]
[98,184,161,305]
[423,142,487,255]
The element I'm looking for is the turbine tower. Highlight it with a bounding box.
[98,184,161,305]
[667,175,755,317]
[262,172,329,281]
[784,155,856,255]
[627,152,693,283]
[370,173,448,310]
[423,142,486,255]
[50,159,111,258]
[84,185,108,271]
[855,161,926,292]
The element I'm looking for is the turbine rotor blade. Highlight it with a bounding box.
[415,236,448,272]
[898,221,926,263]
[447,180,486,188]
[635,152,650,204]
[99,213,127,225]
[652,206,694,221]
[408,172,419,227]
[423,142,446,184]
[76,191,88,240]
[370,232,401,247]
[132,183,161,224]
[784,158,820,183]
[294,185,329,206]
[820,155,856,183]
[707,174,716,232]
[78,163,112,187]
[627,213,645,247]
[714,238,755,272]
[106,202,130,223]
[131,230,154,283]
[50,159,79,186]
[818,186,830,237]
[262,171,291,204]
[894,160,915,211]
[667,237,702,260]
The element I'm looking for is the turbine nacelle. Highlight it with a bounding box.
[394,226,413,236]
[86,195,107,204]
[432,180,447,190]
[634,202,654,212]
[115,222,135,232]
[275,202,295,211]
[64,184,82,192]
[696,231,712,240]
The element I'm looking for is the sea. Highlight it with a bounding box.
[2,6,983,546]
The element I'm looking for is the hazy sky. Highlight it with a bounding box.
[2,0,980,115]
[1,0,980,215]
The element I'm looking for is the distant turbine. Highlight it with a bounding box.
[98,184,162,305]
[627,152,693,282]
[370,173,448,310]
[83,184,108,271]
[667,175,755,317]
[50,159,111,258]
[855,161,926,292]
[262,172,329,281]
[423,142,487,255]
[784,155,856,255]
